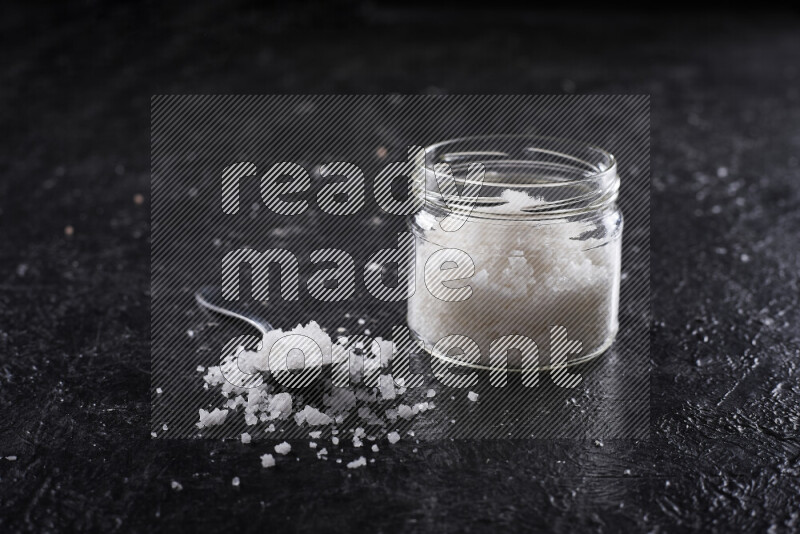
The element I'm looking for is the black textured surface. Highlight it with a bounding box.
[1,3,799,532]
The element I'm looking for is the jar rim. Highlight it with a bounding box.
[421,134,619,220]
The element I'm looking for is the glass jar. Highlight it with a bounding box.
[407,135,622,371]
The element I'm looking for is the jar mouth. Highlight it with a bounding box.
[422,135,618,220]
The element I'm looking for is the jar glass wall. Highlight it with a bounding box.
[407,135,622,371]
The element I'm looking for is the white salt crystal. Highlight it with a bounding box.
[467,391,479,402]
[371,444,379,452]
[171,480,183,491]
[413,402,430,413]
[266,424,275,432]
[245,413,258,426]
[347,457,367,469]
[357,318,366,325]
[268,393,293,419]
[387,431,401,444]
[198,408,229,428]
[6,456,18,461]
[301,405,333,426]
[231,477,240,487]
[156,388,163,394]
[331,436,340,445]
[396,405,414,419]
[196,365,205,372]
[294,412,306,426]
[353,437,363,448]
[241,433,251,444]
[378,374,396,400]
[309,441,317,449]
[336,459,342,464]
[274,442,292,455]
[151,432,157,438]
[260,453,276,468]
[309,431,322,439]
[162,423,168,431]
[426,389,436,398]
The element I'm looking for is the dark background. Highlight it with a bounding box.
[1,2,799,532]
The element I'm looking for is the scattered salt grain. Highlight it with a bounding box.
[378,374,396,400]
[332,436,340,445]
[196,365,205,373]
[171,481,183,491]
[150,432,157,438]
[260,454,276,468]
[357,318,366,325]
[268,392,293,419]
[274,442,292,455]
[309,431,322,439]
[396,405,414,419]
[241,433,251,444]
[347,457,367,469]
[162,424,168,431]
[232,477,240,487]
[299,405,333,426]
[371,444,379,452]
[426,389,436,398]
[197,408,229,428]
[387,431,401,444]
[309,441,318,449]
[6,456,18,461]
[156,388,163,394]
[467,391,479,402]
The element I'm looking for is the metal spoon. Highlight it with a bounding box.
[194,286,273,339]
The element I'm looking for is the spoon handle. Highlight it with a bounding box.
[194,286,273,339]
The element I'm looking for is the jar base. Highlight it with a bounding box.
[408,326,617,373]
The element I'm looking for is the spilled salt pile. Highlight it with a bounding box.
[347,457,367,469]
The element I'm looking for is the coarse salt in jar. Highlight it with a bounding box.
[407,135,622,371]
